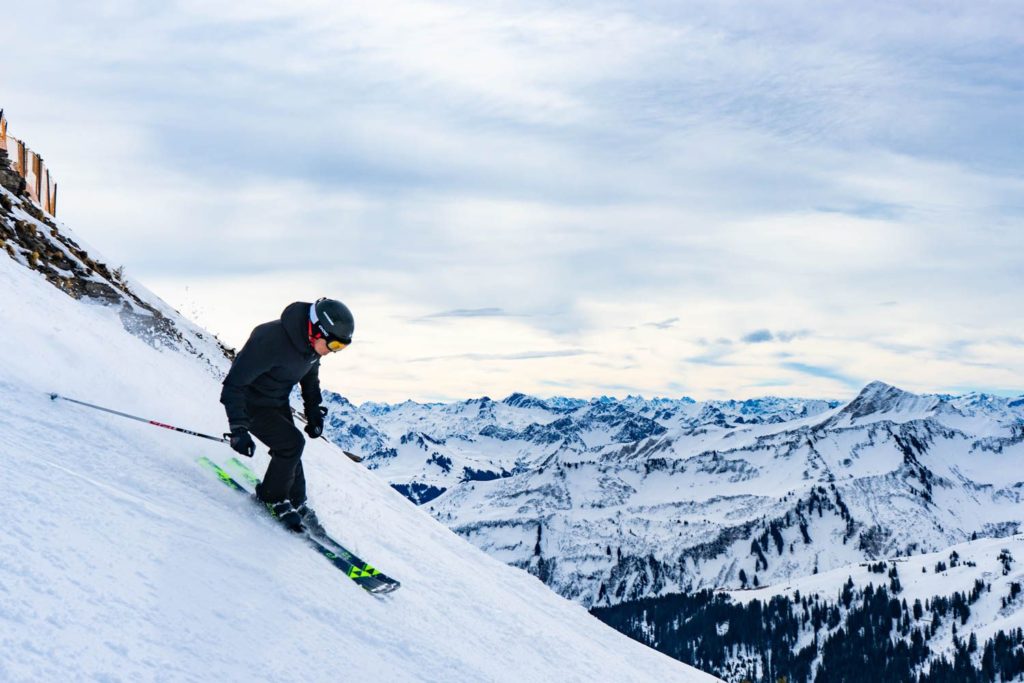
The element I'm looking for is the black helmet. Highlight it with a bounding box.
[311,298,354,345]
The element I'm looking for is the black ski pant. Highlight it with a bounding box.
[247,403,307,506]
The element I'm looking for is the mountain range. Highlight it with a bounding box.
[322,383,1024,608]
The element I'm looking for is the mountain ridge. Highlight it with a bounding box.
[322,379,1024,610]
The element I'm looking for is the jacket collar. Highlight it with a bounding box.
[280,301,317,358]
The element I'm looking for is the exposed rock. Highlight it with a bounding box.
[0,152,232,363]
[0,150,26,195]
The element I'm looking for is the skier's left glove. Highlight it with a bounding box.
[304,405,328,439]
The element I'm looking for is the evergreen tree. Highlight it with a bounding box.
[591,575,1024,683]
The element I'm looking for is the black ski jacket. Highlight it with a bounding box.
[220,301,322,430]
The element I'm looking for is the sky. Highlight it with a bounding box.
[3,0,1023,403]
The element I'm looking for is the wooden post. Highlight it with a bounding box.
[43,167,50,213]
[35,155,43,204]
[0,114,60,216]
[48,171,57,216]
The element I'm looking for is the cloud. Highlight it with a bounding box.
[748,380,793,388]
[775,330,811,342]
[742,329,774,343]
[781,362,862,389]
[419,307,509,319]
[643,317,679,330]
[815,201,905,220]
[410,349,589,363]
[696,338,734,347]
[741,329,810,343]
[685,351,737,367]
[871,340,927,354]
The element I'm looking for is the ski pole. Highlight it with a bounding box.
[49,393,229,443]
[291,406,364,463]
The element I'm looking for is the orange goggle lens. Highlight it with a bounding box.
[327,339,349,351]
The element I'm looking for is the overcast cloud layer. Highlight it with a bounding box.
[4,0,1022,402]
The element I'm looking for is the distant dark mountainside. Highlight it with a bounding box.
[594,536,1024,682]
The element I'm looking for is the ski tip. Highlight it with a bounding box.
[343,450,364,463]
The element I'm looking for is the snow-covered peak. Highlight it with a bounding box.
[501,392,552,410]
[833,381,943,424]
[546,396,590,411]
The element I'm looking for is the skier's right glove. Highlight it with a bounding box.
[228,427,256,457]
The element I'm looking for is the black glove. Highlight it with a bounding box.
[304,405,328,439]
[228,427,256,457]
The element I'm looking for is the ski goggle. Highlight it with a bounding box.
[325,337,349,351]
[308,321,351,351]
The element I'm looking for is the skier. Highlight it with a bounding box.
[220,298,354,532]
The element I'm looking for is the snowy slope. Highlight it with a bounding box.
[0,234,715,680]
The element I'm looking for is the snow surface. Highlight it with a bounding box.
[0,251,717,682]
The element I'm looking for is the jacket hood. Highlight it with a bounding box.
[281,301,315,355]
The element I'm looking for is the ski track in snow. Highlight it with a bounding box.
[0,253,717,682]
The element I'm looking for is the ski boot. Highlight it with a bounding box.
[255,484,304,533]
[296,502,326,538]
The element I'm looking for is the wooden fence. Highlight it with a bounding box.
[0,109,58,216]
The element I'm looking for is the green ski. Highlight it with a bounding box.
[198,457,400,595]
